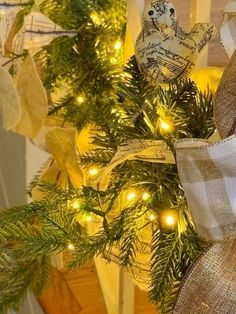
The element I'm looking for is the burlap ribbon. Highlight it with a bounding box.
[220,0,236,58]
[173,239,236,313]
[174,133,236,312]
[214,1,236,138]
[214,49,236,139]
[174,35,236,310]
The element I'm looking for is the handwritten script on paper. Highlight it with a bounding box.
[135,0,214,83]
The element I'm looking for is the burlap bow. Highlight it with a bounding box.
[174,11,236,309]
[174,133,236,313]
[214,49,236,138]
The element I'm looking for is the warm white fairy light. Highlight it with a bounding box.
[160,120,171,131]
[127,191,137,201]
[142,192,151,201]
[165,215,175,226]
[76,95,85,104]
[68,243,75,250]
[88,167,99,177]
[149,213,156,221]
[86,215,93,222]
[72,199,81,209]
[114,40,122,50]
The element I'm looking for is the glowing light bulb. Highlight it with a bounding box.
[68,243,75,250]
[142,192,151,201]
[86,215,93,222]
[72,199,81,210]
[88,167,99,177]
[165,215,175,226]
[114,40,122,50]
[127,191,137,201]
[149,213,156,221]
[77,95,85,104]
[160,120,171,131]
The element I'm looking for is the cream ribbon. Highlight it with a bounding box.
[0,1,27,55]
[95,139,175,191]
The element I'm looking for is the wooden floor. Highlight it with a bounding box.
[39,264,157,314]
[134,288,157,314]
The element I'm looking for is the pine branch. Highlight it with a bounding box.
[149,229,182,311]
[0,258,49,313]
[31,256,52,296]
[119,206,148,267]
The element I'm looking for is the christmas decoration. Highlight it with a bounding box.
[214,50,236,138]
[220,0,236,58]
[0,65,21,130]
[0,0,31,56]
[176,133,236,242]
[14,53,48,138]
[135,0,214,83]
[173,239,236,313]
[0,0,227,313]
[174,21,236,312]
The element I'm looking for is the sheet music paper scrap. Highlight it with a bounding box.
[95,139,175,191]
[135,0,214,83]
[23,12,77,49]
[0,3,25,55]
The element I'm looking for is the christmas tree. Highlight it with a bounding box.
[0,0,221,313]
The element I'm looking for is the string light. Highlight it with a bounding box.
[114,40,122,50]
[68,243,75,250]
[127,191,137,201]
[85,214,93,222]
[149,213,157,221]
[165,215,175,226]
[88,167,99,177]
[72,199,81,210]
[160,120,172,132]
[142,192,151,201]
[76,95,85,104]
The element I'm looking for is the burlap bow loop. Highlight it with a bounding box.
[219,0,236,59]
[214,49,236,139]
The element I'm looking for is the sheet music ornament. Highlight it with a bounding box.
[135,0,214,83]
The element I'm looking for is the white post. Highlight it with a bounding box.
[190,0,212,68]
[95,258,135,314]
[119,271,135,314]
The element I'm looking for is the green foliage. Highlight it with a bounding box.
[0,256,51,313]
